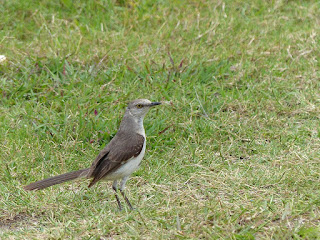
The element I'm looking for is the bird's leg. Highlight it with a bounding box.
[112,180,122,211]
[119,176,134,210]
[120,190,133,210]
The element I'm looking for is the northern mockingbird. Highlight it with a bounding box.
[24,99,161,210]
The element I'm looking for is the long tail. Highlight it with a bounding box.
[23,168,90,191]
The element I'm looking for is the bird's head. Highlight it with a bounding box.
[126,99,161,118]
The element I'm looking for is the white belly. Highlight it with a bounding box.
[105,141,146,180]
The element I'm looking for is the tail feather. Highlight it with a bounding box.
[24,168,90,191]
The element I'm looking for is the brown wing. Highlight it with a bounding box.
[87,131,145,187]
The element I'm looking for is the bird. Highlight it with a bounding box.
[24,99,161,210]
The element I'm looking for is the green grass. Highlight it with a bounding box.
[1,0,320,239]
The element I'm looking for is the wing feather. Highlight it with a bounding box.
[87,131,145,187]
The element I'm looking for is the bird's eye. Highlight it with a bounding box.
[136,104,143,108]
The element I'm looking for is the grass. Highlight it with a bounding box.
[1,0,320,239]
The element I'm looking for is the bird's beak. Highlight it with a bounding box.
[150,102,161,106]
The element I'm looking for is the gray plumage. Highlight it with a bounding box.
[23,168,90,191]
[23,99,161,210]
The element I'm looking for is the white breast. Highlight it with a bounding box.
[105,140,146,180]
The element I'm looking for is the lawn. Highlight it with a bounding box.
[1,0,320,239]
